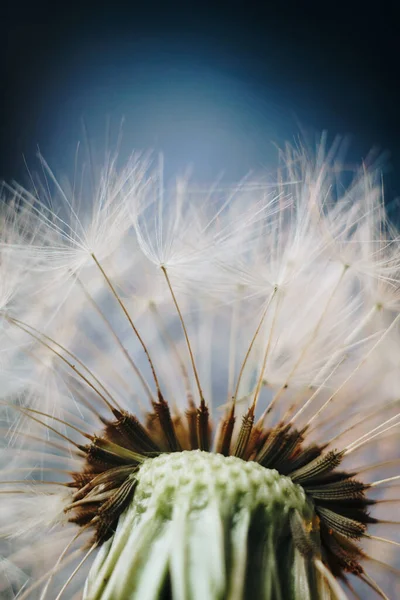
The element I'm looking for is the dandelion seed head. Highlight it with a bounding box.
[1,137,400,599]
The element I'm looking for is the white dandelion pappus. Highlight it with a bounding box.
[0,139,400,600]
[5,149,150,278]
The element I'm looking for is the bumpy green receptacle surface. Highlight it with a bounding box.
[84,451,327,600]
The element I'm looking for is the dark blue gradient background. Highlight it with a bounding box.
[2,3,399,202]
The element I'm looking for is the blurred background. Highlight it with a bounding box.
[1,2,399,205]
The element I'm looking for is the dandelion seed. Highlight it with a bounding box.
[1,138,400,599]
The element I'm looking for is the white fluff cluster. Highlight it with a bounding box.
[0,138,399,598]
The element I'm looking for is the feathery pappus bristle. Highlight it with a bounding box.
[1,137,400,599]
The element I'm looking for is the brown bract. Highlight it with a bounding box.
[67,397,372,586]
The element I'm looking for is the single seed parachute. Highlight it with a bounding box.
[0,138,400,599]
